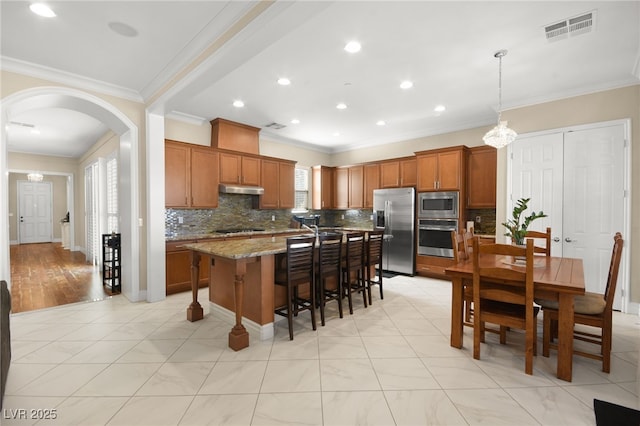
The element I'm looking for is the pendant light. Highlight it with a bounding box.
[483,49,517,149]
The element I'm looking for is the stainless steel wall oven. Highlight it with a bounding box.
[418,219,458,257]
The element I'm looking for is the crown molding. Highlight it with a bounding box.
[1,56,144,103]
[165,111,209,126]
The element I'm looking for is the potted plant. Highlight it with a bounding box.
[502,198,547,245]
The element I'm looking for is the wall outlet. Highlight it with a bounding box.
[341,214,345,220]
[271,215,275,221]
[475,216,481,223]
[178,216,184,224]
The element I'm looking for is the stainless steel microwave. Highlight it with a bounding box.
[418,191,459,219]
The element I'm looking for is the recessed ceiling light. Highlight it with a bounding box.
[434,105,446,112]
[277,77,291,86]
[400,80,413,90]
[291,119,300,124]
[30,128,41,135]
[108,22,138,37]
[233,100,245,108]
[376,120,386,126]
[336,103,347,110]
[344,41,361,53]
[30,3,56,18]
[333,132,341,137]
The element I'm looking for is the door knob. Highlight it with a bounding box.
[553,237,560,242]
[564,237,574,243]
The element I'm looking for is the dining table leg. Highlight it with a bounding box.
[556,293,575,381]
[450,276,464,348]
[187,250,204,322]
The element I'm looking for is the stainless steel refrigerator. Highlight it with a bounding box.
[373,188,416,275]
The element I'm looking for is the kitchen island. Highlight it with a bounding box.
[182,235,302,350]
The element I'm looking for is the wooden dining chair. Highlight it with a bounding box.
[364,230,384,305]
[274,235,317,340]
[472,237,537,375]
[539,232,623,373]
[525,227,552,256]
[316,232,343,326]
[342,232,367,314]
[451,231,472,327]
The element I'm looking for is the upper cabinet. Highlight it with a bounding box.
[219,151,261,186]
[312,166,334,209]
[466,145,497,208]
[416,146,466,191]
[363,163,380,208]
[380,157,416,188]
[260,158,295,209]
[348,165,364,209]
[210,118,260,154]
[165,140,219,208]
[334,167,349,209]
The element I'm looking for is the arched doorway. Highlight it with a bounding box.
[1,87,141,302]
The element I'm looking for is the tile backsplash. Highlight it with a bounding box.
[165,193,374,237]
[465,208,496,235]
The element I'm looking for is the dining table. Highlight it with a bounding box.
[445,254,585,382]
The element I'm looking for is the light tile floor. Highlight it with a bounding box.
[3,275,639,425]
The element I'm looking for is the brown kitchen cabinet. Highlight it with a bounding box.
[219,151,261,186]
[348,165,364,208]
[380,157,417,188]
[210,118,260,155]
[334,167,349,209]
[363,163,380,208]
[260,158,295,209]
[416,146,466,191]
[166,241,209,295]
[466,145,497,208]
[165,140,219,208]
[415,254,455,278]
[312,165,334,209]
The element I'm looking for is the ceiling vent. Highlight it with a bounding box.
[264,122,286,130]
[545,10,595,42]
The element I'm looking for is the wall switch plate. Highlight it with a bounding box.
[475,216,481,223]
[271,215,275,221]
[341,214,345,220]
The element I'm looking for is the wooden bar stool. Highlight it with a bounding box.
[316,232,344,326]
[364,230,384,305]
[274,235,317,340]
[341,232,367,314]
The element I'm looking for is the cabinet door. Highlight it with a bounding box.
[278,162,295,209]
[348,165,364,208]
[400,158,417,187]
[437,150,461,190]
[165,143,189,207]
[380,161,400,188]
[334,167,349,209]
[190,148,219,208]
[467,146,496,208]
[417,154,438,191]
[219,152,241,184]
[364,163,380,208]
[241,156,261,186]
[260,159,280,208]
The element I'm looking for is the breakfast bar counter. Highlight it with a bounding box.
[182,235,303,350]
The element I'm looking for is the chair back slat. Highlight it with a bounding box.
[319,232,342,275]
[345,232,364,270]
[525,227,551,256]
[367,231,383,265]
[451,231,467,263]
[603,232,624,312]
[286,236,315,284]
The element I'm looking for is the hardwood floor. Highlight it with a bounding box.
[9,242,113,313]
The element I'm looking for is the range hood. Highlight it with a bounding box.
[219,183,264,195]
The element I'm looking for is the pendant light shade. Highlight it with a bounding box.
[483,50,517,149]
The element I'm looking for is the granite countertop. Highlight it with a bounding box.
[166,228,303,242]
[182,235,307,260]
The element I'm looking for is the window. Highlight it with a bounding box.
[106,153,118,233]
[293,166,310,212]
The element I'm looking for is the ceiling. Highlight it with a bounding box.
[2,1,639,158]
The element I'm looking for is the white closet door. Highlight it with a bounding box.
[563,125,626,307]
[509,132,564,256]
[18,181,53,244]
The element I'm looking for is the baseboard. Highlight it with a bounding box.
[209,302,275,340]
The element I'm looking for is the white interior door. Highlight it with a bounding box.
[18,180,53,244]
[509,132,564,256]
[563,125,626,307]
